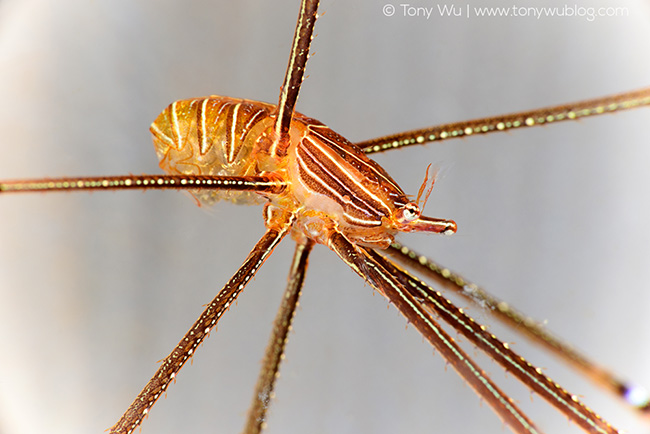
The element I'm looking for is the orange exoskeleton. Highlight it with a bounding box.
[1,0,649,433]
[151,96,456,248]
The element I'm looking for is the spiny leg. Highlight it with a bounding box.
[244,240,314,434]
[387,241,650,414]
[350,83,650,425]
[356,87,650,154]
[326,230,541,434]
[109,212,295,434]
[368,247,619,434]
[0,174,285,195]
[270,0,319,158]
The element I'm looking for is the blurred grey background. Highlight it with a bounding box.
[0,0,649,433]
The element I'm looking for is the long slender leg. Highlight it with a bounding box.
[0,174,285,195]
[387,241,650,413]
[369,247,619,434]
[356,87,650,154]
[109,213,295,434]
[327,230,541,434]
[270,0,319,158]
[244,240,314,434]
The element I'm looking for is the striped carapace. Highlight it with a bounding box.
[1,0,649,433]
[150,96,456,247]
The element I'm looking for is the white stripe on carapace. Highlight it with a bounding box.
[297,142,380,218]
[342,209,385,227]
[308,124,404,195]
[241,109,267,143]
[295,151,382,227]
[150,122,175,148]
[227,103,242,163]
[302,135,393,216]
[170,101,183,151]
[300,137,390,217]
[296,148,371,217]
[199,98,210,155]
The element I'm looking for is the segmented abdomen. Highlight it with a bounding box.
[150,96,276,205]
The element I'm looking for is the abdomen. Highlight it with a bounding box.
[150,96,276,205]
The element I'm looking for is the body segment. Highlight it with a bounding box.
[151,96,455,246]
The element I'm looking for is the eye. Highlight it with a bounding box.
[401,203,420,222]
